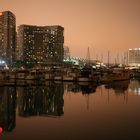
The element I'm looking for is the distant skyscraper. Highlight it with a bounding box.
[0,11,16,66]
[64,46,70,60]
[17,25,64,66]
[129,48,140,66]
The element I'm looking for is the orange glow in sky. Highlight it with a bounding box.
[1,0,140,63]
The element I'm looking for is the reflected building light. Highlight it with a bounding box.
[134,88,138,94]
[0,60,5,64]
[138,88,140,95]
[128,89,132,93]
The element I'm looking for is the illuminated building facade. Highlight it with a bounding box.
[129,48,140,66]
[0,11,16,66]
[17,25,64,66]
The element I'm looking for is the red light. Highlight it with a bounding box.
[0,127,3,133]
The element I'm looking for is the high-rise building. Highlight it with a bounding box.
[129,48,140,66]
[64,46,70,60]
[17,25,64,66]
[0,11,16,66]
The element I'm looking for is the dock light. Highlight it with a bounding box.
[0,127,3,133]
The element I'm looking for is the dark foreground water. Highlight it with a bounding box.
[0,80,140,140]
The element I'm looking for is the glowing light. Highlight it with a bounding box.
[0,60,5,64]
[0,127,3,133]
[0,12,2,16]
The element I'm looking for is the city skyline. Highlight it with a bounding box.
[1,0,140,63]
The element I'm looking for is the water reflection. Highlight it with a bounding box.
[105,80,130,94]
[1,79,140,137]
[128,80,140,95]
[0,82,64,133]
[79,82,97,94]
[0,81,98,133]
[64,82,98,94]
[0,86,16,132]
[17,81,64,117]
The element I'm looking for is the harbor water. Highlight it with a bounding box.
[0,80,140,140]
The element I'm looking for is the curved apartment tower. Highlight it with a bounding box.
[17,25,64,67]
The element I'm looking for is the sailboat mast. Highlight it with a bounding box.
[86,47,90,65]
[108,51,110,68]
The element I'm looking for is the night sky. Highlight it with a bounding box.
[1,0,140,63]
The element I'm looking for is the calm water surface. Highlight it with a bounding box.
[0,80,140,140]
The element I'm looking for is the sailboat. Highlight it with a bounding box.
[78,47,100,82]
[101,51,130,83]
